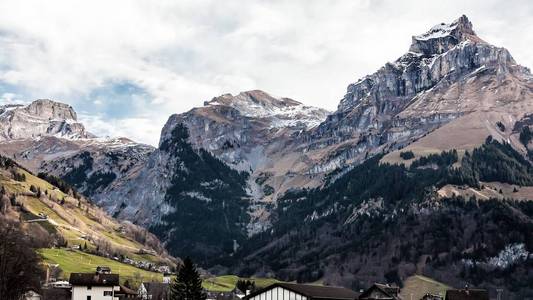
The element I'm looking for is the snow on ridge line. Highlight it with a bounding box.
[414,21,458,41]
[206,93,330,128]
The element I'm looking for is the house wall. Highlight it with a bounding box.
[72,285,120,300]
[248,287,308,300]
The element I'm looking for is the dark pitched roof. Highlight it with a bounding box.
[358,283,401,300]
[42,287,71,300]
[69,273,119,286]
[244,283,359,300]
[118,285,138,295]
[445,289,489,300]
[143,282,170,294]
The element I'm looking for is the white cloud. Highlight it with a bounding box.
[0,92,25,104]
[78,113,165,147]
[0,0,531,145]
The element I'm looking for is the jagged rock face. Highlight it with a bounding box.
[0,99,92,140]
[305,15,531,173]
[160,90,329,170]
[408,15,479,55]
[156,90,330,235]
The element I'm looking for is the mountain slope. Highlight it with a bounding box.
[0,154,175,268]
[0,99,155,205]
[211,15,533,298]
[232,139,533,297]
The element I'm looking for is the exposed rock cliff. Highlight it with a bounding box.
[0,99,92,140]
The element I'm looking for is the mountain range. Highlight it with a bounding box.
[1,15,533,298]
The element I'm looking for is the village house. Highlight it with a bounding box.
[358,283,401,300]
[243,282,360,300]
[69,267,121,300]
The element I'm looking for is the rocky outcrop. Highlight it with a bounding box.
[0,99,155,207]
[0,99,93,140]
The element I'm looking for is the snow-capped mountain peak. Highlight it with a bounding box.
[202,89,330,129]
[409,15,484,55]
[205,90,315,117]
[413,15,475,41]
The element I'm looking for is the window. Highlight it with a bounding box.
[87,296,91,300]
[104,291,113,296]
[87,286,92,290]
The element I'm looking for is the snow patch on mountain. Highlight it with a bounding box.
[414,21,460,41]
[205,90,330,129]
[462,243,531,270]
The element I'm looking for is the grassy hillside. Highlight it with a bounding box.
[400,275,450,300]
[0,156,175,271]
[202,275,279,292]
[38,248,162,285]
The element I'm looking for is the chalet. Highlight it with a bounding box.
[358,283,401,300]
[444,288,489,300]
[69,271,120,300]
[243,283,360,300]
[138,282,170,300]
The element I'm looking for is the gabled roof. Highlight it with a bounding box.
[358,283,401,300]
[244,283,359,300]
[117,285,138,295]
[69,273,119,286]
[445,289,489,300]
[42,287,71,300]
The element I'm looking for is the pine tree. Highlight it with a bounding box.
[170,257,206,300]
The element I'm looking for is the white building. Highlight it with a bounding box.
[243,283,359,300]
[69,272,120,300]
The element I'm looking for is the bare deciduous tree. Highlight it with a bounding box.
[0,219,44,300]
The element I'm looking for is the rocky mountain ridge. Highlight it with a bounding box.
[0,99,92,141]
[0,99,155,203]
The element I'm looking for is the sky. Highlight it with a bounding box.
[0,0,531,146]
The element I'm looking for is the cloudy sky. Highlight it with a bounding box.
[0,0,531,145]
